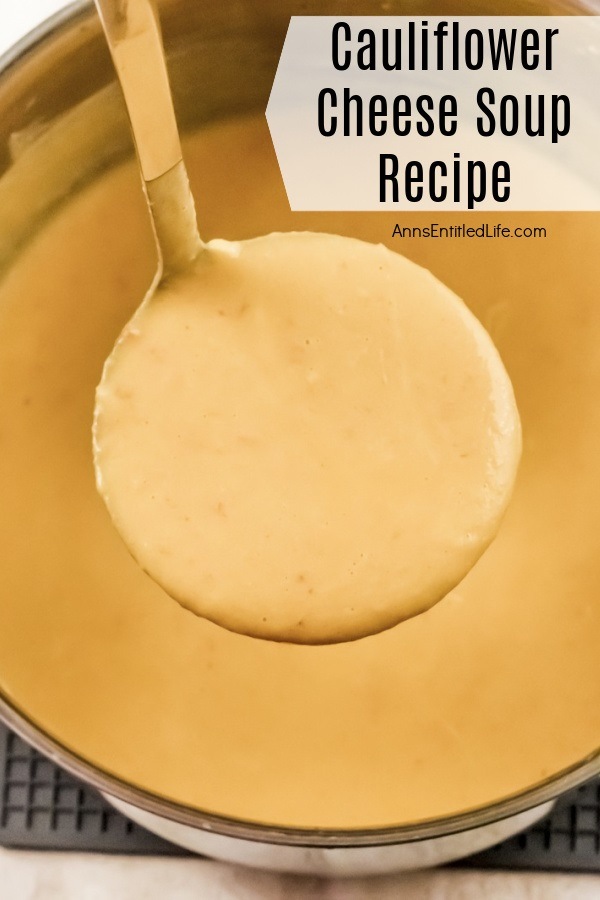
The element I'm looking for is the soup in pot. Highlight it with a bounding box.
[0,113,599,829]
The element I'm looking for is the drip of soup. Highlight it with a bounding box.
[93,230,520,644]
[0,114,599,829]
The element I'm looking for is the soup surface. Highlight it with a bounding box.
[94,230,520,644]
[0,113,599,829]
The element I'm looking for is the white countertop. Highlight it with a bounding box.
[0,1,72,59]
[2,816,598,900]
[1,849,600,900]
[1,2,599,896]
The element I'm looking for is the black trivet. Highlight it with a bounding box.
[2,721,599,870]
[0,723,186,854]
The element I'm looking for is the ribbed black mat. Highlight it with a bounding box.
[1,721,599,870]
[0,723,185,855]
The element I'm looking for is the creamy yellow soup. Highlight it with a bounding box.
[0,113,599,829]
[93,230,520,644]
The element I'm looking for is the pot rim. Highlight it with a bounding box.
[0,0,599,850]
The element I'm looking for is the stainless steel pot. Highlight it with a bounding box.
[0,0,599,876]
